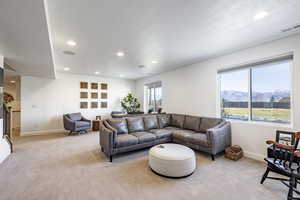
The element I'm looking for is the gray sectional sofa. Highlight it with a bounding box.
[99,114,231,162]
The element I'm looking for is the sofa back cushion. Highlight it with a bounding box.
[68,113,82,121]
[199,117,223,132]
[157,114,170,128]
[183,115,201,131]
[170,114,185,128]
[143,116,159,130]
[126,117,145,132]
[107,118,128,134]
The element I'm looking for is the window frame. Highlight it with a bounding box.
[144,81,162,113]
[217,57,293,127]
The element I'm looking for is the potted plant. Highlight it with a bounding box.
[120,93,141,114]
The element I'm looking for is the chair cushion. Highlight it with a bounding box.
[188,133,209,147]
[157,114,170,128]
[115,134,138,148]
[172,129,195,141]
[170,114,185,128]
[149,129,172,139]
[76,121,90,128]
[68,113,82,121]
[184,116,201,131]
[107,118,128,134]
[199,117,222,132]
[131,132,156,143]
[126,117,144,132]
[143,116,159,130]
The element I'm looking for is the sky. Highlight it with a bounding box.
[220,61,291,93]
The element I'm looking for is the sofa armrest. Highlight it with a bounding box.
[99,120,116,156]
[63,115,75,131]
[206,121,232,155]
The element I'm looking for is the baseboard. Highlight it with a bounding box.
[244,151,265,162]
[21,129,67,136]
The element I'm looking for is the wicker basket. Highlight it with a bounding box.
[225,145,243,161]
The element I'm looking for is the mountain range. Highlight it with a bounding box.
[221,90,290,102]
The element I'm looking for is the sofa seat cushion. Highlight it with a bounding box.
[127,117,145,132]
[76,121,90,128]
[163,126,181,131]
[172,129,195,141]
[149,129,172,139]
[143,116,159,130]
[107,118,128,134]
[189,133,209,147]
[131,132,156,143]
[115,134,138,148]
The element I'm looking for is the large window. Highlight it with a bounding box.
[145,81,162,112]
[219,57,292,124]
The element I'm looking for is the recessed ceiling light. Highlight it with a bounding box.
[116,51,125,57]
[95,71,100,75]
[119,74,124,78]
[10,80,16,83]
[253,11,269,21]
[64,67,70,71]
[67,40,77,46]
[151,60,158,64]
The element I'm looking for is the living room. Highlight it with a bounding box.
[1,0,300,199]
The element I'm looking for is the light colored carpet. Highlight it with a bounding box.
[0,132,290,200]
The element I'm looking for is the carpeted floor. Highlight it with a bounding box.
[0,132,290,200]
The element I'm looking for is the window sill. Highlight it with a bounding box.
[225,119,293,129]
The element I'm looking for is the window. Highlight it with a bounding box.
[145,81,162,112]
[219,56,292,124]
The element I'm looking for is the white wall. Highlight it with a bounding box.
[21,72,136,135]
[0,54,11,163]
[136,33,300,161]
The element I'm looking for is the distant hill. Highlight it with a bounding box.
[221,90,290,102]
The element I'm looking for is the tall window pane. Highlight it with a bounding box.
[251,61,291,123]
[220,69,249,121]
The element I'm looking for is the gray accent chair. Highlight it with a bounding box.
[63,113,91,135]
[100,114,231,162]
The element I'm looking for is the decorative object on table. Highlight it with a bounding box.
[80,82,88,89]
[101,92,107,99]
[148,108,154,114]
[120,93,141,113]
[80,92,88,99]
[96,116,102,120]
[276,130,295,145]
[80,102,88,109]
[101,102,108,108]
[100,83,108,90]
[90,82,98,90]
[92,120,101,131]
[149,144,196,178]
[63,112,91,135]
[225,145,243,161]
[91,102,98,109]
[157,108,162,113]
[91,92,98,99]
[261,132,300,199]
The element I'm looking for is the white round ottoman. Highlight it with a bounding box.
[149,143,196,178]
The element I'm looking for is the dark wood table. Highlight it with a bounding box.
[92,120,100,131]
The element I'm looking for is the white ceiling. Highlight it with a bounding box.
[0,0,55,79]
[1,0,300,80]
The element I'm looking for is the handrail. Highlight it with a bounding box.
[3,103,13,152]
